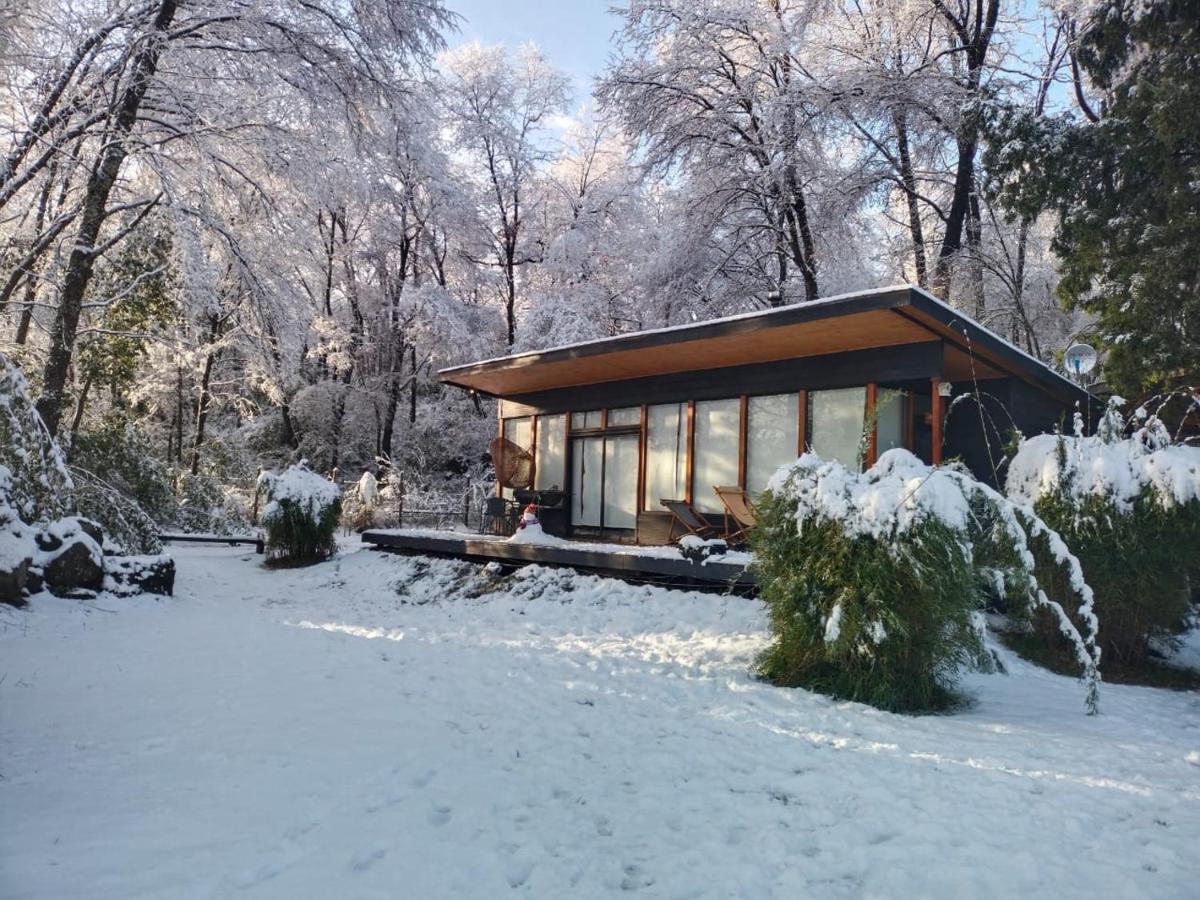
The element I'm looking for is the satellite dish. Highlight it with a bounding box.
[1064,343,1098,377]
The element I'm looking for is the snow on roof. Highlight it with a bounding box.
[437,283,1086,400]
[439,284,907,374]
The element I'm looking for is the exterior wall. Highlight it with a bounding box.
[499,346,1077,535]
[942,377,1075,487]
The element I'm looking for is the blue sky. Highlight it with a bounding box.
[446,0,621,104]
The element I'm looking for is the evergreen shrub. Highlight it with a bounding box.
[754,449,1101,713]
[1007,400,1200,667]
[258,462,341,564]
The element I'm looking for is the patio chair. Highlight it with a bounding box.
[713,486,756,546]
[482,496,515,536]
[660,498,720,543]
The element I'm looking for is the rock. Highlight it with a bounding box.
[0,556,29,606]
[35,516,104,553]
[2,518,37,605]
[678,537,729,563]
[43,539,104,596]
[37,518,105,597]
[105,555,175,597]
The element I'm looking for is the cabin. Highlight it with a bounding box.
[433,285,1088,547]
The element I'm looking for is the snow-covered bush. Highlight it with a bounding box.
[173,472,249,536]
[1007,399,1200,667]
[341,471,380,532]
[0,465,38,603]
[754,449,1101,713]
[0,352,72,523]
[257,462,341,564]
[70,415,177,552]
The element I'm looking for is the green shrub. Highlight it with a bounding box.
[754,450,1100,713]
[258,463,341,564]
[70,414,176,551]
[1007,401,1200,668]
[0,352,72,523]
[174,472,248,536]
[754,503,984,711]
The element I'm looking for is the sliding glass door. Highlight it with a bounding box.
[570,436,603,527]
[570,432,638,530]
[602,434,638,529]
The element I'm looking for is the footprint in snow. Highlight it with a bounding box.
[506,860,534,888]
[428,804,452,826]
[350,845,389,872]
[411,768,437,788]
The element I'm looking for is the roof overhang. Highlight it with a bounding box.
[438,285,1088,406]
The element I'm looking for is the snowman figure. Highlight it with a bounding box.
[517,502,539,530]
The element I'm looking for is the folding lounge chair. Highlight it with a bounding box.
[713,486,756,546]
[660,498,719,543]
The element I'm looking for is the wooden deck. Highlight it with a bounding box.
[360,529,755,591]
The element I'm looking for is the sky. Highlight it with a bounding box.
[445,0,622,104]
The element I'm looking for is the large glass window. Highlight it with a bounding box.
[534,414,566,490]
[570,436,603,526]
[643,402,688,512]
[746,393,799,496]
[692,398,741,513]
[602,434,639,529]
[607,407,640,427]
[501,417,533,499]
[875,390,906,457]
[809,388,866,470]
[570,410,602,430]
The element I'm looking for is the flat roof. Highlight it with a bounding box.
[438,285,1088,404]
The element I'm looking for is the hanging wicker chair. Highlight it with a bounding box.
[489,436,534,490]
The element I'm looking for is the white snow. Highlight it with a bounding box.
[506,521,567,544]
[2,545,1199,898]
[258,463,341,523]
[768,448,974,540]
[373,526,755,566]
[1007,428,1200,512]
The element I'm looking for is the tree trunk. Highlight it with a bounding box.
[190,313,220,476]
[504,244,517,346]
[35,0,178,436]
[329,387,345,473]
[279,402,299,451]
[408,344,418,425]
[379,344,405,467]
[932,131,978,298]
[893,109,927,287]
[174,363,184,463]
[67,372,95,443]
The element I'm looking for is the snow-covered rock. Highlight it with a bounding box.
[35,517,104,597]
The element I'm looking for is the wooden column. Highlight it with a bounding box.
[797,390,808,456]
[563,412,573,500]
[737,394,748,488]
[685,401,695,504]
[496,409,504,497]
[529,415,539,489]
[865,383,878,468]
[930,378,943,465]
[636,404,647,514]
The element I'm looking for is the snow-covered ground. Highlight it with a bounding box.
[2,545,1199,899]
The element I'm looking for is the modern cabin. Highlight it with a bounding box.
[438,285,1090,545]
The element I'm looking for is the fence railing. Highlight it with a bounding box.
[341,474,492,533]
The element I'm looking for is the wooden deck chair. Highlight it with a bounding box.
[713,486,756,546]
[660,498,719,543]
